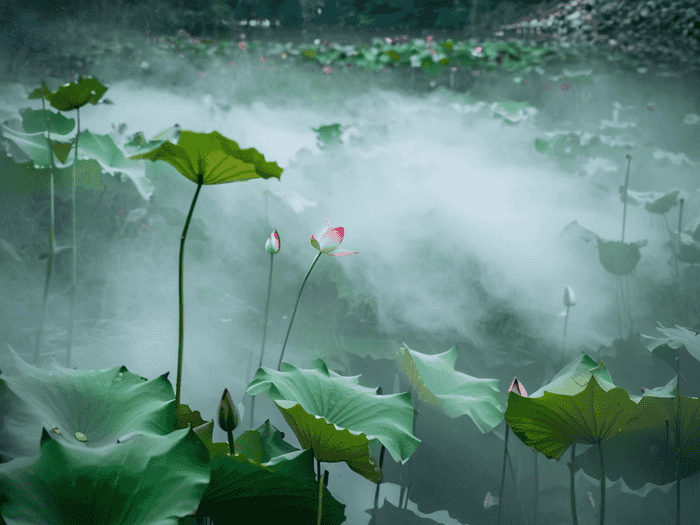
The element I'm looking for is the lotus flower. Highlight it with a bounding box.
[310,219,358,256]
[276,219,359,371]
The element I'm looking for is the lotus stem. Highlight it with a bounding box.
[277,251,322,371]
[34,90,58,366]
[65,106,81,369]
[175,176,204,408]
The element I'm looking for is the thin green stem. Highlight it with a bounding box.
[316,458,324,525]
[498,425,509,525]
[570,443,578,525]
[65,107,80,369]
[597,440,605,525]
[249,252,274,427]
[560,306,570,363]
[34,90,57,365]
[175,178,204,409]
[277,251,322,371]
[620,154,631,244]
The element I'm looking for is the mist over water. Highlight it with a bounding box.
[2,35,699,522]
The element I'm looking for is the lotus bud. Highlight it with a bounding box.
[218,388,239,433]
[265,229,280,254]
[563,285,577,307]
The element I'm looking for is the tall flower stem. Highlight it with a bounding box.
[277,252,322,371]
[65,106,81,369]
[249,251,274,428]
[34,90,58,365]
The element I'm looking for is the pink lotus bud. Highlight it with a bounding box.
[563,285,577,307]
[265,230,280,254]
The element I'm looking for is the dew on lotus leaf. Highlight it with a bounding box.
[650,444,659,454]
[75,432,87,442]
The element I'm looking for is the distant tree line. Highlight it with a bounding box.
[4,0,555,35]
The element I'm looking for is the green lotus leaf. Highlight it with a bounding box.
[0,343,176,461]
[1,118,70,167]
[598,240,647,276]
[191,420,346,524]
[73,129,156,200]
[246,359,420,482]
[396,343,502,433]
[619,187,682,214]
[572,376,700,488]
[30,75,108,111]
[0,427,210,525]
[504,354,641,460]
[0,343,210,524]
[18,107,75,135]
[127,130,283,186]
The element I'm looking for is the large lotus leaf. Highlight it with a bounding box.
[598,240,647,276]
[560,220,602,245]
[619,187,686,214]
[127,130,283,186]
[504,354,640,460]
[0,343,177,462]
[673,231,700,264]
[0,121,155,200]
[189,420,346,525]
[0,83,30,124]
[0,426,210,525]
[28,76,108,111]
[688,216,700,242]
[19,107,76,135]
[572,376,700,489]
[71,129,155,201]
[246,359,420,480]
[639,322,700,370]
[396,343,502,433]
[0,118,74,167]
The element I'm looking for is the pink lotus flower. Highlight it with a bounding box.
[310,220,358,256]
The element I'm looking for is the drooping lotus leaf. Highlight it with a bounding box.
[18,107,76,135]
[639,322,700,370]
[0,119,155,200]
[28,76,108,111]
[396,343,502,433]
[127,130,283,186]
[246,358,421,483]
[598,240,647,276]
[504,354,641,460]
[1,117,74,167]
[190,419,346,525]
[673,231,700,264]
[572,376,700,489]
[619,187,686,215]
